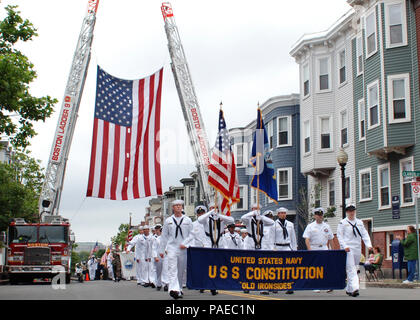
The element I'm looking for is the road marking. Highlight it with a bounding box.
[219,290,284,300]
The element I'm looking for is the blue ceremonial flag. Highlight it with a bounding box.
[250,108,278,202]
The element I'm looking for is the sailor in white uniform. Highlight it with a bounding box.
[224,223,243,249]
[198,202,234,249]
[337,204,372,297]
[241,203,275,250]
[126,226,149,286]
[302,207,334,293]
[151,225,164,290]
[159,199,193,300]
[261,210,275,250]
[184,205,207,248]
[274,207,297,295]
[274,207,297,251]
[240,229,249,249]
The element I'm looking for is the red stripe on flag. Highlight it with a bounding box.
[110,125,121,200]
[154,69,163,195]
[142,74,156,196]
[133,79,145,199]
[121,127,131,200]
[98,121,109,198]
[87,118,99,197]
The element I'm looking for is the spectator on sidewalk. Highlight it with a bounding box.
[364,246,382,274]
[397,226,419,284]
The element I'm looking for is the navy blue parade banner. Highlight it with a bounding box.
[187,247,346,291]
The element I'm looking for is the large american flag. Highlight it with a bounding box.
[208,109,240,216]
[86,66,163,200]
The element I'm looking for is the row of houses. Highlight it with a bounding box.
[137,0,420,270]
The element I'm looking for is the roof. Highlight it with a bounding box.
[290,8,354,57]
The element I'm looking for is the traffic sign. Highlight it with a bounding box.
[411,181,420,198]
[403,170,420,177]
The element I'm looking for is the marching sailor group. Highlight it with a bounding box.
[126,199,372,299]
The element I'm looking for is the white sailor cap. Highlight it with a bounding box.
[194,205,207,214]
[138,225,144,230]
[143,225,150,230]
[240,228,248,234]
[251,203,261,209]
[276,207,288,214]
[208,201,215,209]
[234,227,241,231]
[154,224,162,229]
[313,207,325,215]
[263,210,274,216]
[172,199,184,206]
[346,203,356,211]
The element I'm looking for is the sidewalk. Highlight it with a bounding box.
[364,279,420,289]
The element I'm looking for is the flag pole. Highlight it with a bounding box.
[256,104,261,247]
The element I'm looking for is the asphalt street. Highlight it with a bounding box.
[0,279,419,300]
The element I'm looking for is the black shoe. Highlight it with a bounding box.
[326,289,333,293]
[285,290,294,294]
[243,290,249,294]
[346,291,352,296]
[260,291,269,295]
[150,283,156,288]
[156,286,162,291]
[199,289,205,293]
[164,285,168,292]
[211,290,218,296]
[351,290,359,297]
[143,283,149,287]
[137,283,142,286]
[169,290,180,300]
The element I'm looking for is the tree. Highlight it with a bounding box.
[0,150,44,231]
[0,5,57,149]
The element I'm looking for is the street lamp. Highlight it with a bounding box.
[337,147,348,219]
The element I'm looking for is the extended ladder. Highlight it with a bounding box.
[39,0,99,218]
[161,2,213,205]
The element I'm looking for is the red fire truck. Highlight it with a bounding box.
[5,217,74,284]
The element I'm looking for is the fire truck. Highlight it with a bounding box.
[5,217,74,284]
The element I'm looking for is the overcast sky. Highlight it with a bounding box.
[1,0,351,245]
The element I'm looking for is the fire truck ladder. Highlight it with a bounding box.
[39,0,100,219]
[161,2,213,205]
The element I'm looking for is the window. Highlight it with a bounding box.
[378,163,391,209]
[266,120,274,149]
[340,110,348,147]
[358,99,366,140]
[303,63,310,97]
[400,157,414,206]
[388,74,411,123]
[190,186,195,205]
[367,81,380,129]
[318,57,330,91]
[304,120,311,154]
[234,143,247,168]
[356,35,363,75]
[277,116,291,147]
[345,177,351,200]
[365,10,377,57]
[338,50,346,84]
[359,168,372,201]
[386,2,407,47]
[277,168,292,200]
[250,187,258,206]
[320,117,332,150]
[233,185,248,211]
[328,180,335,206]
[386,232,395,259]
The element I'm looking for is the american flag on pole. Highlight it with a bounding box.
[208,109,240,216]
[86,66,163,200]
[90,241,99,254]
